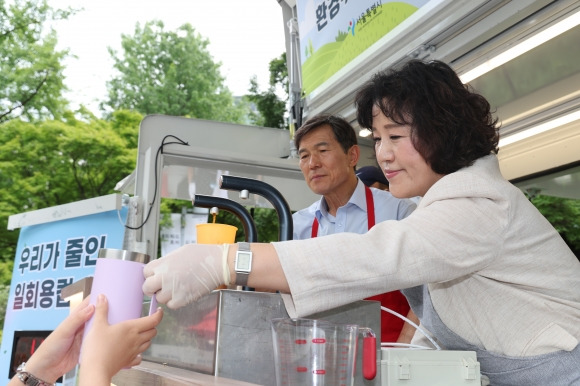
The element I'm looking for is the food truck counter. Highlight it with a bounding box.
[112,360,259,385]
[137,290,382,385]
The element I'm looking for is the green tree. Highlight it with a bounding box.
[0,111,142,278]
[246,53,288,129]
[104,20,248,123]
[530,194,580,257]
[0,283,9,340]
[0,0,73,122]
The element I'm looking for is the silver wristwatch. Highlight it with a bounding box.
[234,242,253,286]
[16,362,55,386]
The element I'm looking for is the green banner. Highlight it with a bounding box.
[297,0,429,95]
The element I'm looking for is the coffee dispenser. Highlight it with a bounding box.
[129,176,381,386]
[193,194,258,243]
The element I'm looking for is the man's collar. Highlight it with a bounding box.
[315,179,369,218]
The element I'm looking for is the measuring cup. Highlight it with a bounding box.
[271,318,376,386]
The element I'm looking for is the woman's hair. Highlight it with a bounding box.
[355,60,500,174]
[294,113,358,154]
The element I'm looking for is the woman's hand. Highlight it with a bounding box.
[11,296,96,384]
[143,244,226,309]
[79,294,163,384]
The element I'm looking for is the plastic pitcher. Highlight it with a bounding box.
[196,223,237,244]
[81,248,157,363]
[271,318,377,386]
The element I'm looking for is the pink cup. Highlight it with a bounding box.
[81,248,156,363]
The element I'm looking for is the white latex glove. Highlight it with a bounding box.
[143,244,229,309]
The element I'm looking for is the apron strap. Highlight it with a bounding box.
[312,185,375,237]
[365,185,375,229]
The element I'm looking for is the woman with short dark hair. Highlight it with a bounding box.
[144,60,580,385]
[355,60,499,174]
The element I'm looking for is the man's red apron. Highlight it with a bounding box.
[311,185,411,343]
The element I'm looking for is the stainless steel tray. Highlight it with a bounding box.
[143,289,381,385]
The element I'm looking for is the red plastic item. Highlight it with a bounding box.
[363,336,377,379]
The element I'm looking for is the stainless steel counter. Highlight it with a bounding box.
[141,290,381,385]
[112,360,260,385]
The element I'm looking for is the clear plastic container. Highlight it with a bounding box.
[271,318,376,386]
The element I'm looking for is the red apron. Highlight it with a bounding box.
[311,185,410,343]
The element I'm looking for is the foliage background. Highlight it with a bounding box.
[0,1,289,340]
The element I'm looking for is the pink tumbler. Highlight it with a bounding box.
[81,248,156,362]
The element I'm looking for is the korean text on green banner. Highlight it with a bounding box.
[296,0,429,95]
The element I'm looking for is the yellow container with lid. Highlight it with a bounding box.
[196,223,237,244]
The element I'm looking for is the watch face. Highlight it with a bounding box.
[9,331,63,382]
[10,331,49,378]
[236,251,252,271]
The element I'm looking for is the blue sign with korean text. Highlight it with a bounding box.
[0,207,127,382]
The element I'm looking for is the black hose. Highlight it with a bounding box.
[219,175,293,241]
[192,195,257,242]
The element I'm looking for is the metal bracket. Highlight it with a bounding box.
[463,357,478,380]
[398,357,411,380]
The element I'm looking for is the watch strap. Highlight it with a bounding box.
[235,242,251,286]
[16,363,55,386]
